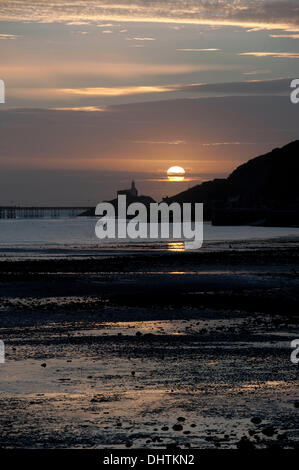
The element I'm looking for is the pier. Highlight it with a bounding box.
[0,206,93,219]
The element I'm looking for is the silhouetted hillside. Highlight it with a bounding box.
[227,140,299,207]
[165,141,299,224]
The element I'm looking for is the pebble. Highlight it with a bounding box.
[237,436,255,451]
[262,426,275,437]
[177,417,185,422]
[172,424,183,431]
[251,417,262,425]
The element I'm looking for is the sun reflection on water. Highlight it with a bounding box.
[167,175,185,182]
[167,242,185,252]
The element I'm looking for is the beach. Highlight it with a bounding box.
[0,237,298,449]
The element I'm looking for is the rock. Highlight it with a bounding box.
[166,443,180,450]
[251,417,262,425]
[294,401,299,408]
[131,371,135,376]
[177,417,185,422]
[161,426,169,431]
[267,443,282,451]
[262,426,275,437]
[172,424,183,431]
[41,363,47,368]
[237,436,255,451]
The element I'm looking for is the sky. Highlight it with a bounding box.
[0,0,299,205]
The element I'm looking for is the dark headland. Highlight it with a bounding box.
[81,141,299,226]
[165,140,299,226]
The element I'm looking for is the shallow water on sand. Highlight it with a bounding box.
[0,219,298,255]
[1,314,298,449]
[0,244,298,448]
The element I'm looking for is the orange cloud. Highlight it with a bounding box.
[61,85,173,96]
[239,52,299,59]
[1,61,225,84]
[1,1,299,32]
[177,48,221,52]
[270,34,299,39]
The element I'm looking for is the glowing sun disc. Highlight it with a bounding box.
[167,166,185,176]
[167,166,185,181]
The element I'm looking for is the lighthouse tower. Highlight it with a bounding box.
[130,180,138,197]
[117,180,138,198]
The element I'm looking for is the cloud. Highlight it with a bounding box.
[174,78,294,95]
[1,1,299,32]
[66,20,90,25]
[239,52,299,59]
[202,142,256,147]
[97,23,114,27]
[177,48,221,52]
[270,34,299,39]
[51,106,107,112]
[126,37,155,41]
[0,95,296,164]
[132,140,185,145]
[6,78,293,107]
[1,94,298,203]
[0,33,20,40]
[243,70,272,75]
[1,61,223,84]
[7,85,173,103]
[60,85,173,96]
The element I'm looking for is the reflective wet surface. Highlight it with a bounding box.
[0,246,298,448]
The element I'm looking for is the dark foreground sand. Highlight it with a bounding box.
[0,242,298,449]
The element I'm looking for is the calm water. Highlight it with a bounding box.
[0,218,298,253]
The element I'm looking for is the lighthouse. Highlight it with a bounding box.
[117,181,138,198]
[130,180,138,197]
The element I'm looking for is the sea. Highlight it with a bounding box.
[0,218,298,258]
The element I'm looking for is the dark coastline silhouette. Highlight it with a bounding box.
[81,141,299,226]
[164,140,299,226]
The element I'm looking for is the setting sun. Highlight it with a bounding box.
[167,166,185,182]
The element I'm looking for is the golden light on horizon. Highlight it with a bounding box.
[167,165,185,182]
[167,242,185,252]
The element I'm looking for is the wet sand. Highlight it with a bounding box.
[0,242,298,448]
